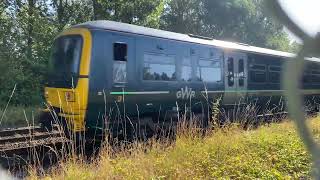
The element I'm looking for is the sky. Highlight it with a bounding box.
[278,0,320,42]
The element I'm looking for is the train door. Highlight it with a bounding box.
[111,35,135,89]
[223,52,248,105]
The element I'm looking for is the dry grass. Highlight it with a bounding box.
[25,117,320,179]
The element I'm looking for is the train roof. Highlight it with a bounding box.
[74,20,320,62]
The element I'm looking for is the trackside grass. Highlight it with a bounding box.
[0,106,40,129]
[29,118,320,179]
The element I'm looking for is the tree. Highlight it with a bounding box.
[52,0,92,30]
[0,0,56,105]
[161,0,292,51]
[91,0,165,28]
[289,41,302,53]
[161,0,203,34]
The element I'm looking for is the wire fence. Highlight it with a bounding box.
[266,0,320,178]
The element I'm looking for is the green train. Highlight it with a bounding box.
[40,20,320,138]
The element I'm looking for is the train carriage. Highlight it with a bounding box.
[41,20,320,137]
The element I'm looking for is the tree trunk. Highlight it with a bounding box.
[57,0,64,30]
[27,0,35,59]
[92,0,98,20]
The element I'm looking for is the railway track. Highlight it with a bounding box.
[0,125,68,167]
[0,126,68,150]
[0,126,53,137]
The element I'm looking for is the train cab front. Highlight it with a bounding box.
[40,28,92,133]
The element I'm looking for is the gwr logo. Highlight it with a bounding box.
[176,86,195,99]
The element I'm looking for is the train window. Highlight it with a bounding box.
[238,59,244,87]
[302,63,319,85]
[113,43,127,83]
[268,66,281,84]
[250,64,266,71]
[227,57,234,86]
[143,53,176,81]
[199,47,208,59]
[190,49,196,55]
[194,48,222,82]
[181,57,192,81]
[249,63,266,83]
[303,73,312,84]
[269,66,281,71]
[113,62,127,83]
[309,70,320,84]
[48,35,83,88]
[196,59,221,82]
[249,71,266,83]
[269,72,280,83]
[114,43,127,61]
[312,74,320,83]
[312,70,320,75]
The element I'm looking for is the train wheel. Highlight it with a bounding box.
[39,111,53,131]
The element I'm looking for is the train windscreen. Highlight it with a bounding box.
[47,35,83,88]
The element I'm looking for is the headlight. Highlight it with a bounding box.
[44,91,49,98]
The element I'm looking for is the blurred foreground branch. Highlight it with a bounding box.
[265,0,320,177]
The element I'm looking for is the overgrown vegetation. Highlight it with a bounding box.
[27,118,320,179]
[0,0,299,106]
[0,106,39,128]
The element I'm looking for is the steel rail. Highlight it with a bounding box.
[0,126,59,137]
[0,131,62,145]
